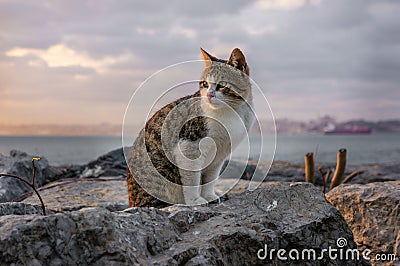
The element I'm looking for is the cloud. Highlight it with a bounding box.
[5,44,133,73]
[244,25,277,36]
[0,0,399,125]
[255,0,321,10]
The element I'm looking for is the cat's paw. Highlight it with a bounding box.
[185,196,208,206]
[202,192,221,204]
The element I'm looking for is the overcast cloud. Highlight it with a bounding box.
[0,0,399,125]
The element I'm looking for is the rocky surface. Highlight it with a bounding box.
[0,202,53,216]
[326,181,400,265]
[22,178,130,212]
[238,160,400,186]
[0,150,61,203]
[56,147,130,179]
[21,178,268,212]
[55,147,400,185]
[1,182,368,265]
[0,148,397,265]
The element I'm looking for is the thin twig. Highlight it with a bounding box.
[324,169,331,192]
[0,158,46,216]
[318,167,327,194]
[31,159,36,185]
[341,171,359,184]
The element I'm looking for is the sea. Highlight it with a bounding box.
[0,133,399,166]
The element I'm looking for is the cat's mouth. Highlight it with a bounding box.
[202,96,223,110]
[200,91,225,109]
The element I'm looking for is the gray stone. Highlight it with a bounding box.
[0,207,177,265]
[1,183,369,265]
[51,147,400,184]
[21,178,267,213]
[0,202,52,216]
[326,181,400,265]
[53,147,130,179]
[22,178,130,212]
[0,150,61,203]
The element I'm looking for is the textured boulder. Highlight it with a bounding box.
[326,181,400,264]
[23,178,130,212]
[0,202,53,216]
[0,150,61,202]
[53,147,400,184]
[0,206,175,265]
[21,178,270,212]
[80,147,130,178]
[55,147,130,179]
[1,183,368,265]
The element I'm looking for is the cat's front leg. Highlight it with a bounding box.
[201,167,221,203]
[181,171,208,206]
[175,140,208,206]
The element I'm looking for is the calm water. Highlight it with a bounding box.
[0,133,399,166]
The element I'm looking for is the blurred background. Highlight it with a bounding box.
[0,0,399,165]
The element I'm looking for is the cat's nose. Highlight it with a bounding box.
[207,89,215,101]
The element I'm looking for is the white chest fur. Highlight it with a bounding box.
[203,101,254,157]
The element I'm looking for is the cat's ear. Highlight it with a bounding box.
[200,48,218,67]
[227,48,249,75]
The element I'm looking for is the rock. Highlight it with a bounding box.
[53,164,83,179]
[9,150,28,157]
[52,147,400,184]
[82,147,131,178]
[0,150,61,203]
[54,147,130,179]
[22,178,130,212]
[80,165,105,178]
[20,178,263,212]
[0,202,53,216]
[349,163,400,184]
[215,178,270,196]
[220,160,305,182]
[0,207,176,265]
[326,181,400,265]
[1,183,368,265]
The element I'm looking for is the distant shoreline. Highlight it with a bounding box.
[1,133,400,166]
[1,118,399,136]
[0,131,399,137]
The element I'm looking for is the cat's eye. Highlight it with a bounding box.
[216,81,227,91]
[219,81,227,87]
[200,81,209,88]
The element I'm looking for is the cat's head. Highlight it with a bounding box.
[199,48,252,110]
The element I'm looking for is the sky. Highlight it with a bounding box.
[0,0,399,127]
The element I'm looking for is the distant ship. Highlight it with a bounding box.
[323,124,372,135]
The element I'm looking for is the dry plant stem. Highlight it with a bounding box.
[330,149,347,190]
[324,169,331,192]
[342,171,359,184]
[0,173,46,216]
[0,160,46,216]
[304,152,315,184]
[318,167,327,194]
[31,159,37,186]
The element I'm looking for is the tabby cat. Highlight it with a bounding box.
[127,48,254,207]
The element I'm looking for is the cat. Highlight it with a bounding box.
[127,48,254,207]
